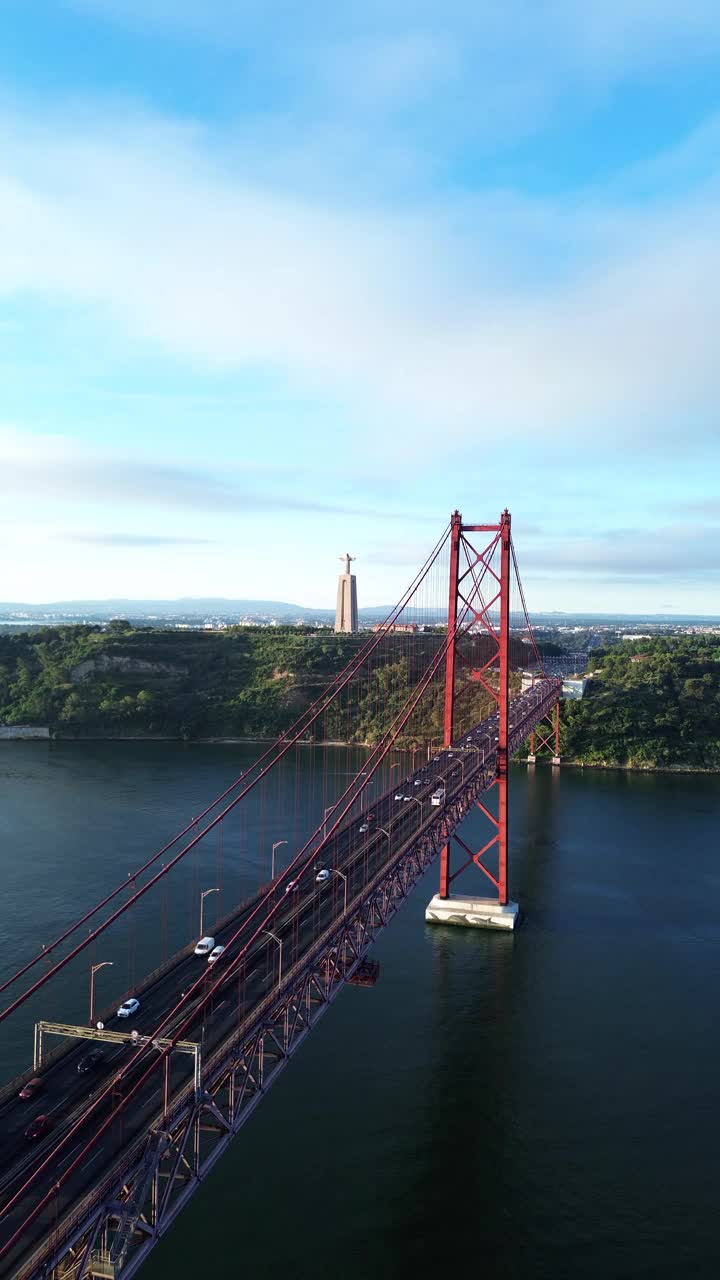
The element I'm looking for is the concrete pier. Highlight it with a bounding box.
[425,894,519,931]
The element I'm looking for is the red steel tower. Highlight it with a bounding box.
[427,510,518,930]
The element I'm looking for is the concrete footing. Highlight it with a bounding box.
[527,753,536,764]
[552,755,561,766]
[425,894,519,931]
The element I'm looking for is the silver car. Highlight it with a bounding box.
[117,998,140,1019]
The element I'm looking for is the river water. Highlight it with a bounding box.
[1,743,720,1279]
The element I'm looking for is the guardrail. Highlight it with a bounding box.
[10,680,563,1280]
[0,883,274,1111]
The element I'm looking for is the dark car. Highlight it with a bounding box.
[24,1114,51,1140]
[18,1077,44,1102]
[77,1049,104,1074]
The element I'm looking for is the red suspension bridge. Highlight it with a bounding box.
[0,511,564,1280]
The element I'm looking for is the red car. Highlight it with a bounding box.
[24,1114,51,1140]
[18,1077,44,1102]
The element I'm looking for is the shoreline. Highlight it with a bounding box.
[531,759,720,775]
[2,730,718,773]
[0,731,364,748]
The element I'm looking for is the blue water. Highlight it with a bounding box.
[1,745,719,1278]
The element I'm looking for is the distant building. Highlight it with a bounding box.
[562,678,587,699]
[371,622,418,634]
[335,553,358,633]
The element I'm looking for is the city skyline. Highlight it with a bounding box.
[2,3,720,612]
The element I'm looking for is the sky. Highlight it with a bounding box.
[1,1,719,613]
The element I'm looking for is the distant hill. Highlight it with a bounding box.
[1,600,717,627]
[0,597,323,618]
[0,599,445,624]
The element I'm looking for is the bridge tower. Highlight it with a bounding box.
[426,509,519,930]
[527,702,561,766]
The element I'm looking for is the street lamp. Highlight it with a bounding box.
[271,840,287,879]
[199,887,219,938]
[323,805,335,839]
[262,929,283,986]
[333,869,348,914]
[89,961,113,1026]
[359,772,375,811]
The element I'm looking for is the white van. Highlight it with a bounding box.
[431,787,445,807]
[194,936,215,956]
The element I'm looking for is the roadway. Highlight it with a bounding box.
[0,679,558,1279]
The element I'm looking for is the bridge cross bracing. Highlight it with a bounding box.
[0,511,562,1280]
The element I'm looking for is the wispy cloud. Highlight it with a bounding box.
[61,532,214,546]
[2,98,720,453]
[0,426,425,522]
[523,523,720,583]
[57,0,720,194]
[68,2,720,96]
[665,498,720,518]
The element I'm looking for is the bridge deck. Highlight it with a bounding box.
[0,679,560,1280]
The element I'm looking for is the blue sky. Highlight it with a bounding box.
[1,0,720,612]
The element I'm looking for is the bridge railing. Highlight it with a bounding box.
[10,680,564,1280]
[0,879,281,1112]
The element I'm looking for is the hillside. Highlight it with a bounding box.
[0,623,517,744]
[2,627,718,764]
[561,637,720,767]
[0,624,367,740]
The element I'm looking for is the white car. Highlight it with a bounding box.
[207,945,226,966]
[359,821,370,833]
[315,868,330,883]
[194,936,215,956]
[285,878,300,894]
[413,779,422,786]
[394,792,404,801]
[117,998,140,1019]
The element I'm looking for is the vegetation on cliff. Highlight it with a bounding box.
[0,624,366,739]
[561,637,720,767]
[1,627,717,765]
[0,624,518,744]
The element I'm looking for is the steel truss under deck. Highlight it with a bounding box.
[14,680,560,1280]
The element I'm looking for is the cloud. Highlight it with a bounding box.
[522,523,720,583]
[665,498,720,518]
[314,32,460,114]
[2,99,720,455]
[61,532,214,546]
[0,426,426,522]
[68,2,720,79]
[61,1,720,166]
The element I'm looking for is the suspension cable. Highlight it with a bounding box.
[0,525,450,1024]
